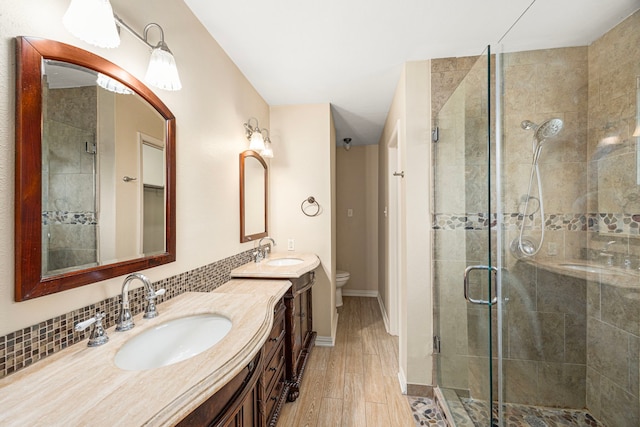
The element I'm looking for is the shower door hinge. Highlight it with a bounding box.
[433,335,441,354]
[431,127,439,143]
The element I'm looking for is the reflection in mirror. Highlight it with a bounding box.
[240,150,268,242]
[42,61,166,276]
[15,37,176,301]
[141,137,166,254]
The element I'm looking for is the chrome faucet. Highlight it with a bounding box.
[253,237,276,262]
[116,273,166,331]
[599,240,616,267]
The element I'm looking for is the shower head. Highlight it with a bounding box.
[521,118,564,164]
[535,118,563,141]
[520,118,564,141]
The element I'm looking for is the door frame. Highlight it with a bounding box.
[386,120,401,336]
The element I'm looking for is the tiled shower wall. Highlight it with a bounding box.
[432,9,640,426]
[43,85,98,272]
[585,10,640,427]
[0,248,257,379]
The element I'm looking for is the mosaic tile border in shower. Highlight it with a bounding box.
[42,210,97,225]
[0,248,258,380]
[433,212,640,234]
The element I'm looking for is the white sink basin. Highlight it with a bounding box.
[558,263,616,275]
[115,314,232,371]
[267,257,304,266]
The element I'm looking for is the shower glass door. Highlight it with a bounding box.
[433,47,499,426]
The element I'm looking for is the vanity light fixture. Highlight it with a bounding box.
[261,129,274,158]
[63,0,120,48]
[63,1,182,91]
[599,122,621,146]
[96,73,133,94]
[244,117,265,151]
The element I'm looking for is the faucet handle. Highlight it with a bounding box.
[144,288,165,319]
[75,312,109,347]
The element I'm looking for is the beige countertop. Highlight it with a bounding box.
[230,251,320,279]
[0,278,291,427]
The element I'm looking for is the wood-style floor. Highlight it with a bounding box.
[277,296,416,426]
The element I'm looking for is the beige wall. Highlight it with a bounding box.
[0,0,269,336]
[269,104,337,341]
[114,93,164,260]
[378,61,433,387]
[336,145,378,294]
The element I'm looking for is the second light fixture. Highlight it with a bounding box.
[244,118,274,158]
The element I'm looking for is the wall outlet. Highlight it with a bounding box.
[287,239,295,251]
[547,242,558,256]
[347,208,353,217]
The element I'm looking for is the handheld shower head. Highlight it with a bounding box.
[520,118,563,141]
[535,118,563,141]
[521,117,564,164]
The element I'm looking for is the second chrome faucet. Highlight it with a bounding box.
[253,236,276,263]
[116,273,166,331]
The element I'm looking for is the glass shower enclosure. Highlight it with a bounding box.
[433,7,640,427]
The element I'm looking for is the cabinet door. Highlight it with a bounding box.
[239,384,259,427]
[292,296,302,372]
[298,290,309,349]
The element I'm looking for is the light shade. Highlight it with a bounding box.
[261,140,273,158]
[96,73,133,94]
[63,0,120,48]
[144,44,182,91]
[249,130,265,151]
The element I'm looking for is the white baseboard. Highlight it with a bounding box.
[398,368,407,394]
[377,294,391,333]
[342,290,378,298]
[315,312,338,347]
[315,335,335,347]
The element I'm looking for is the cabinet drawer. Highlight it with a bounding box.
[264,365,286,424]
[264,305,285,362]
[263,341,285,393]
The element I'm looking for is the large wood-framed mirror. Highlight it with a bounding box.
[15,37,176,301]
[239,150,268,242]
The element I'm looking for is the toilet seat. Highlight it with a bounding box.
[336,270,350,279]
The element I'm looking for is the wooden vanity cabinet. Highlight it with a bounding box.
[178,298,289,427]
[177,350,262,427]
[284,271,316,402]
[259,299,288,426]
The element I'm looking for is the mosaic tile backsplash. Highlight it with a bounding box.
[0,248,257,379]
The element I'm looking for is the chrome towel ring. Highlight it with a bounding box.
[301,196,321,217]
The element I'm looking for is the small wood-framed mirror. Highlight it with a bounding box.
[239,150,268,242]
[15,37,176,301]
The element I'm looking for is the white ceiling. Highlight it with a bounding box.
[184,0,640,146]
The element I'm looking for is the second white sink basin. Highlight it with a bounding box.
[267,257,304,266]
[115,314,232,371]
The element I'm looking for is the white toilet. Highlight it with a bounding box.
[335,270,350,307]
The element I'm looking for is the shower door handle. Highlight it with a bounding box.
[463,265,498,305]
